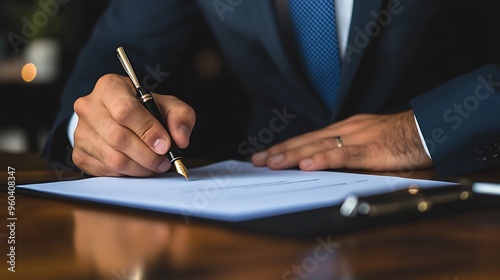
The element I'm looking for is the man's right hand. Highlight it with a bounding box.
[72,74,196,177]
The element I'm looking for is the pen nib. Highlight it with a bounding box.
[173,160,189,181]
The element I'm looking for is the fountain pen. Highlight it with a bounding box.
[116,46,189,180]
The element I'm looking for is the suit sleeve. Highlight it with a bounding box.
[411,64,500,177]
[42,0,200,174]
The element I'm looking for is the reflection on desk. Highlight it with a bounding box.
[73,209,348,280]
[1,152,500,279]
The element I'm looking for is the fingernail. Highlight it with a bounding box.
[153,138,168,154]
[269,154,284,165]
[252,151,268,162]
[300,158,314,168]
[157,158,171,173]
[179,125,190,142]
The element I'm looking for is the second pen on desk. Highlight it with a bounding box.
[116,46,189,180]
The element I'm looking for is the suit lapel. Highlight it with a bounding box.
[332,0,385,120]
[246,1,304,90]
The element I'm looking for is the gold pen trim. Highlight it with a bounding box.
[116,47,141,88]
[139,93,153,103]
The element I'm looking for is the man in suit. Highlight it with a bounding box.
[44,0,500,178]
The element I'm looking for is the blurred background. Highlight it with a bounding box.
[0,1,110,153]
[0,1,251,162]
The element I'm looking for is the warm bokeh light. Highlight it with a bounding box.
[21,63,37,83]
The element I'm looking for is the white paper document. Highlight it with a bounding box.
[18,160,454,222]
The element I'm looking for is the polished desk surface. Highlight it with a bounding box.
[1,151,500,280]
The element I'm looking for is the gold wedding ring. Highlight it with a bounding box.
[335,136,343,148]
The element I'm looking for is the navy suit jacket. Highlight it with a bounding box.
[44,0,500,177]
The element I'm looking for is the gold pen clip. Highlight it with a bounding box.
[116,46,141,88]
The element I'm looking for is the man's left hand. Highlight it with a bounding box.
[252,110,433,172]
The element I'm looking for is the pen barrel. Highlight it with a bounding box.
[342,184,473,218]
[136,86,183,163]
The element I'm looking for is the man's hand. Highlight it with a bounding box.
[252,110,432,172]
[72,74,196,177]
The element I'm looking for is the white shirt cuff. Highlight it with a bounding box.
[67,112,78,147]
[414,114,432,159]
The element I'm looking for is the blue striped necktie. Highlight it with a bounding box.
[289,0,342,110]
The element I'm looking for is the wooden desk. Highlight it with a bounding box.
[1,152,500,280]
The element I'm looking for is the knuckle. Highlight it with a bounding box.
[282,149,298,160]
[104,126,130,151]
[323,149,339,163]
[345,114,368,126]
[169,105,196,127]
[97,73,121,86]
[72,149,96,175]
[73,96,88,115]
[72,147,123,177]
[266,146,282,155]
[181,106,196,120]
[96,74,133,98]
[136,118,158,141]
[161,96,196,121]
[71,149,85,169]
[110,99,135,123]
[104,151,129,173]
[110,99,139,124]
[319,138,337,150]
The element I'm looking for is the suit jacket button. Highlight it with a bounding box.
[475,148,487,162]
